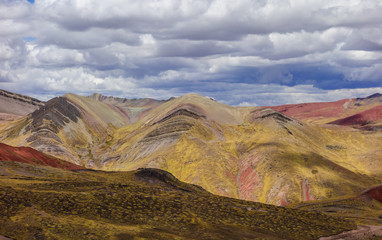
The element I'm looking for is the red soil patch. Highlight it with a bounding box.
[225,170,236,182]
[329,105,382,126]
[239,166,255,185]
[280,191,289,206]
[238,166,260,201]
[361,185,382,203]
[0,143,84,170]
[267,99,350,120]
[237,154,262,201]
[301,179,315,201]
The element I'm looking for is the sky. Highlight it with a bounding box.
[0,0,382,106]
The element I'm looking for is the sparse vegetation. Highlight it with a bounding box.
[0,161,356,240]
[291,197,382,226]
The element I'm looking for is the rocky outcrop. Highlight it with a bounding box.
[154,108,204,125]
[142,108,203,142]
[249,108,294,123]
[26,97,81,134]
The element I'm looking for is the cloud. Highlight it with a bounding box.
[156,40,234,58]
[0,0,381,106]
[0,70,17,82]
[341,35,382,52]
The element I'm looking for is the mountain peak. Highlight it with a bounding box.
[366,93,382,99]
[88,92,104,101]
[176,93,216,102]
[357,93,382,100]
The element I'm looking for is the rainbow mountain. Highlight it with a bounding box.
[1,89,382,206]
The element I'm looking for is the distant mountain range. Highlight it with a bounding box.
[1,89,382,206]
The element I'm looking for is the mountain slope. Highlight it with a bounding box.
[0,161,356,240]
[0,93,166,166]
[269,93,382,128]
[88,93,167,124]
[361,184,382,203]
[99,94,382,205]
[1,91,382,206]
[0,142,84,170]
[0,89,44,123]
[292,187,382,227]
[329,105,382,130]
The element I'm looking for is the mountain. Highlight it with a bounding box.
[0,89,44,123]
[101,94,382,205]
[0,160,356,240]
[268,93,382,129]
[0,142,84,170]
[0,93,167,166]
[329,105,382,131]
[1,91,382,206]
[88,93,167,124]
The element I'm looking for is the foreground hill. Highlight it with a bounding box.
[292,189,382,227]
[290,189,382,239]
[1,91,382,206]
[0,160,355,240]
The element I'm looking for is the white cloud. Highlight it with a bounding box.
[230,85,382,106]
[0,0,381,105]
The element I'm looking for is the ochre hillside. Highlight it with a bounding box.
[104,97,382,205]
[1,90,382,206]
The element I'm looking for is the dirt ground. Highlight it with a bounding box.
[319,225,382,240]
[0,235,13,240]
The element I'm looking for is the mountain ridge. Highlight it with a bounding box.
[1,90,382,206]
[0,89,45,123]
[268,93,382,127]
